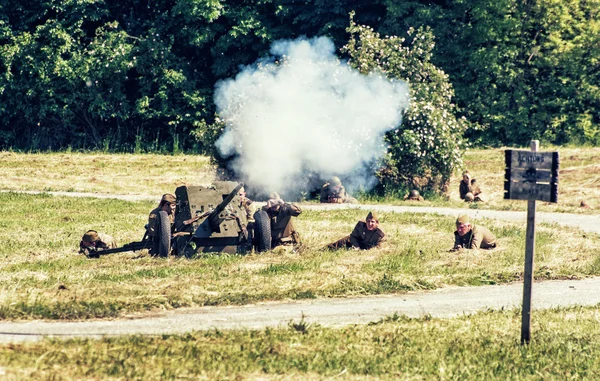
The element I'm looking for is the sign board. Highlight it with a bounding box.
[504,149,559,203]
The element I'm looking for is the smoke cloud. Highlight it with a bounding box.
[214,36,409,199]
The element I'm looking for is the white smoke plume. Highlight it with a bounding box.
[214,36,409,199]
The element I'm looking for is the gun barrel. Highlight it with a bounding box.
[208,182,244,231]
[87,240,152,258]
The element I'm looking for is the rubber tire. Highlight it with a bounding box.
[157,210,172,257]
[253,210,271,253]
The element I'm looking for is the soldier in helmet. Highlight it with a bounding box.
[327,211,385,250]
[452,214,497,251]
[320,176,358,204]
[459,171,486,202]
[79,230,118,256]
[404,189,424,201]
[262,192,302,249]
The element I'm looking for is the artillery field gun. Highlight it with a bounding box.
[85,181,270,258]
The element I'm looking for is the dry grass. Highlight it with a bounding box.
[0,151,216,196]
[451,146,600,213]
[1,193,599,320]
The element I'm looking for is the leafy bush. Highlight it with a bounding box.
[342,16,467,194]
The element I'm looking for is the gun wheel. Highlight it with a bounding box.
[157,210,172,257]
[253,210,271,253]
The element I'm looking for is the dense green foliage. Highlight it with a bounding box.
[343,18,467,193]
[383,0,600,146]
[0,0,597,155]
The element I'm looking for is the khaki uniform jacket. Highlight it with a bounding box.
[454,224,497,249]
[147,207,174,238]
[320,183,358,204]
[242,199,256,223]
[459,179,482,200]
[263,203,302,245]
[350,221,385,250]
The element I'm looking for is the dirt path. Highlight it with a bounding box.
[1,277,600,343]
[4,189,600,233]
[1,189,599,343]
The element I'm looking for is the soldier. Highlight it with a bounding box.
[459,171,486,202]
[79,230,118,256]
[452,214,497,250]
[147,193,177,239]
[404,189,424,201]
[239,186,256,242]
[327,211,385,250]
[262,192,302,249]
[319,176,358,204]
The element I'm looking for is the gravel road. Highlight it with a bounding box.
[1,189,599,343]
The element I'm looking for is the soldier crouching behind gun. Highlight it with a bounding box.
[262,192,302,250]
[320,176,358,204]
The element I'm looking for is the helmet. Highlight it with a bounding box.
[464,192,474,202]
[409,189,420,198]
[82,230,99,243]
[329,176,342,186]
[268,192,280,200]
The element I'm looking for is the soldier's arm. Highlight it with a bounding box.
[459,183,467,199]
[349,223,362,249]
[284,203,302,217]
[470,230,483,249]
[319,186,329,203]
[147,213,158,235]
[374,230,385,248]
[452,232,462,250]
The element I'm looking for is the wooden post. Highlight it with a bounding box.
[521,140,538,344]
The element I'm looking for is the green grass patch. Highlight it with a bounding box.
[2,306,600,379]
[1,192,600,320]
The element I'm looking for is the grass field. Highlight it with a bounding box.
[2,147,600,213]
[1,306,600,379]
[0,191,599,320]
[1,149,600,379]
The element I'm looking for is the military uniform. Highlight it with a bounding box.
[453,224,497,249]
[79,231,118,255]
[328,214,385,250]
[263,202,302,248]
[459,179,485,202]
[147,193,176,239]
[147,206,175,238]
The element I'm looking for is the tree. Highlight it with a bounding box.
[343,15,467,194]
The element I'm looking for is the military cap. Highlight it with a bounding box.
[160,193,176,204]
[268,192,280,200]
[329,176,342,186]
[82,230,99,243]
[366,211,378,222]
[456,214,470,225]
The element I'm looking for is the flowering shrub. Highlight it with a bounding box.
[342,16,467,195]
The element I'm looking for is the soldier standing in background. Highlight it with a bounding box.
[459,171,486,202]
[320,176,358,204]
[327,211,385,250]
[263,192,302,249]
